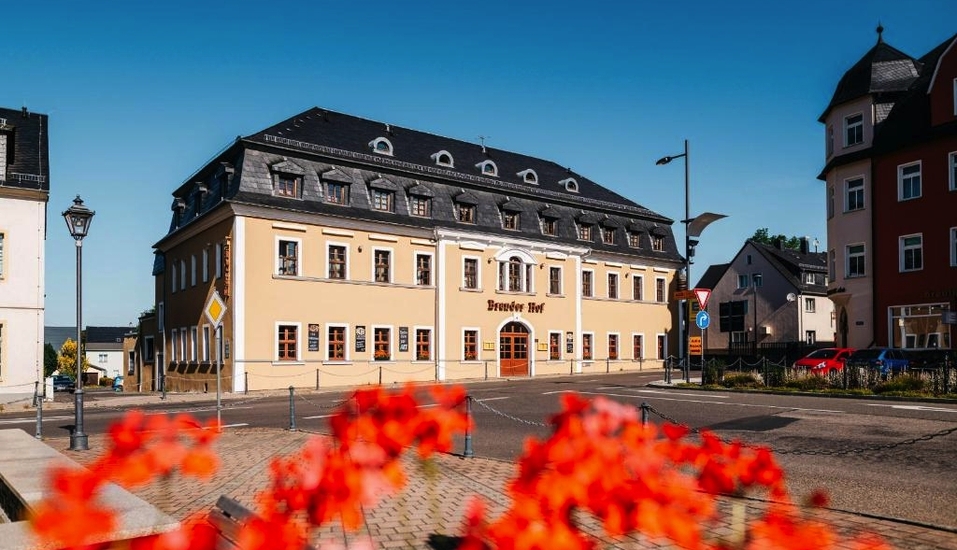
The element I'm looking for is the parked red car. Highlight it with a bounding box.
[793,347,855,374]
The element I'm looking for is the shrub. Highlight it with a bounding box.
[99,377,113,387]
[720,373,762,388]
[785,375,832,391]
[873,375,925,394]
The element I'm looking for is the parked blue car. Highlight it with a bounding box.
[845,348,909,375]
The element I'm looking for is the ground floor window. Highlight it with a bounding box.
[463,330,478,361]
[374,327,391,360]
[633,334,643,359]
[608,334,619,359]
[328,326,346,360]
[805,331,816,345]
[889,304,951,349]
[278,325,298,361]
[582,333,593,360]
[657,334,666,360]
[416,329,431,360]
[549,332,561,360]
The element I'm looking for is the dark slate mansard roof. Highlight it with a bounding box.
[157,107,683,266]
[0,106,50,191]
[750,240,828,295]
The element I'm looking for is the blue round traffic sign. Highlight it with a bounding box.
[695,310,710,330]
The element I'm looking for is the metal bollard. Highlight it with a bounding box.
[161,372,167,400]
[484,361,488,381]
[316,369,320,390]
[606,358,610,374]
[640,402,650,426]
[378,366,383,385]
[35,394,43,439]
[288,386,297,431]
[463,396,474,458]
[665,358,672,384]
[245,372,249,395]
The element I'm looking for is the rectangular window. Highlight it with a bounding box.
[97,353,107,363]
[951,227,957,267]
[805,331,816,345]
[582,333,593,360]
[845,178,864,211]
[602,227,615,244]
[0,232,5,278]
[328,325,346,361]
[607,334,618,360]
[171,260,177,292]
[374,249,391,283]
[899,163,921,200]
[278,239,299,276]
[657,334,666,360]
[548,267,562,295]
[651,236,664,251]
[463,258,478,289]
[827,186,834,218]
[415,329,431,361]
[627,232,640,248]
[632,275,643,301]
[577,224,592,241]
[179,327,187,362]
[202,249,209,283]
[582,270,593,297]
[632,334,643,360]
[410,196,431,217]
[458,204,475,224]
[463,330,478,361]
[655,278,666,302]
[541,218,558,236]
[215,243,223,279]
[847,244,866,278]
[128,350,134,377]
[844,113,863,146]
[144,336,155,362]
[275,174,300,198]
[950,152,957,192]
[752,273,763,287]
[737,274,749,289]
[170,329,178,362]
[746,254,752,265]
[202,325,211,362]
[190,255,197,286]
[374,327,391,360]
[180,260,186,290]
[328,245,346,279]
[372,190,394,212]
[826,125,834,157]
[829,249,836,279]
[804,297,816,313]
[900,234,923,272]
[416,253,432,286]
[549,332,561,360]
[326,182,349,204]
[607,273,618,299]
[278,325,298,361]
[190,326,198,361]
[503,211,520,230]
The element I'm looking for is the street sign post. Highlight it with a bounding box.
[204,291,227,431]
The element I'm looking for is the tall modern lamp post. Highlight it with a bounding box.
[63,195,95,451]
[656,140,726,381]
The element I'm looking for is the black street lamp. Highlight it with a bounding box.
[63,195,95,451]
[656,140,726,381]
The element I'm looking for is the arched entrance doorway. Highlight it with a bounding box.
[499,321,529,377]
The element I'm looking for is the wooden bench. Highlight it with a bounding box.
[208,495,316,550]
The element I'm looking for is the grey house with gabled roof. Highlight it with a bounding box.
[698,238,833,353]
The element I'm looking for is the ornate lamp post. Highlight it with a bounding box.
[63,195,95,451]
[656,141,725,381]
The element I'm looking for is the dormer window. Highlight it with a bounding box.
[517,169,538,185]
[322,169,353,206]
[370,137,394,156]
[577,223,592,241]
[431,150,454,168]
[270,160,305,199]
[560,178,579,193]
[407,184,433,218]
[601,226,616,244]
[476,160,498,177]
[501,201,522,230]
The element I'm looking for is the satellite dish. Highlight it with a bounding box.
[786,293,796,302]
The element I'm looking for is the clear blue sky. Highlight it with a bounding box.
[4,0,954,327]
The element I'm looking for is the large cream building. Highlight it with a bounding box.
[149,108,684,392]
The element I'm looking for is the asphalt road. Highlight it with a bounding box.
[8,372,957,531]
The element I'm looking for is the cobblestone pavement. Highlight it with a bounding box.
[45,425,957,550]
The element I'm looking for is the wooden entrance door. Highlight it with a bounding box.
[499,321,529,377]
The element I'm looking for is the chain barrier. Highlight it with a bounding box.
[469,396,549,428]
[295,391,353,412]
[642,403,957,457]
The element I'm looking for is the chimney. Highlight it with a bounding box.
[800,237,809,255]
[774,237,784,250]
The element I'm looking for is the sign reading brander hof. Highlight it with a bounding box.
[308,324,320,352]
[355,325,366,352]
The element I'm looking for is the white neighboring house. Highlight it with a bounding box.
[83,326,130,382]
[0,107,49,405]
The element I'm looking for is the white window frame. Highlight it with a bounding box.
[548,330,562,360]
[326,323,349,362]
[476,160,498,177]
[371,325,394,361]
[215,243,223,279]
[202,325,211,362]
[804,297,816,313]
[845,177,864,212]
[170,329,178,362]
[277,236,302,277]
[462,327,480,362]
[631,333,644,360]
[607,332,620,360]
[275,321,302,363]
[413,326,433,361]
[581,269,594,298]
[607,272,619,300]
[949,152,957,192]
[844,112,863,147]
[655,277,666,303]
[431,150,454,168]
[737,274,749,289]
[656,333,667,360]
[372,247,393,284]
[414,252,433,286]
[497,256,533,293]
[581,331,594,361]
[370,137,394,156]
[898,162,922,201]
[189,326,198,361]
[179,327,187,362]
[462,255,481,291]
[547,265,563,296]
[899,233,923,272]
[846,243,866,278]
[326,241,350,280]
[632,274,644,301]
[190,255,197,286]
[202,249,209,283]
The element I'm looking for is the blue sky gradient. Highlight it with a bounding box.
[3,0,954,326]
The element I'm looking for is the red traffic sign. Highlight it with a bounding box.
[693,288,712,310]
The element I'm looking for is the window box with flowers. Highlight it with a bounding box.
[464,352,478,361]
[374,349,390,361]
[416,353,431,361]
[609,353,618,360]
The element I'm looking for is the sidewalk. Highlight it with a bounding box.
[39,391,957,549]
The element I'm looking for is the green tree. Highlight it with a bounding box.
[750,228,802,250]
[43,343,58,378]
[57,338,89,379]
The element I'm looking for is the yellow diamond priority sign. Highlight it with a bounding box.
[205,290,227,328]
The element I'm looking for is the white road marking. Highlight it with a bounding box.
[220,423,249,428]
[866,404,957,413]
[476,396,510,402]
[304,402,439,420]
[0,415,74,425]
[635,389,730,399]
[544,390,842,414]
